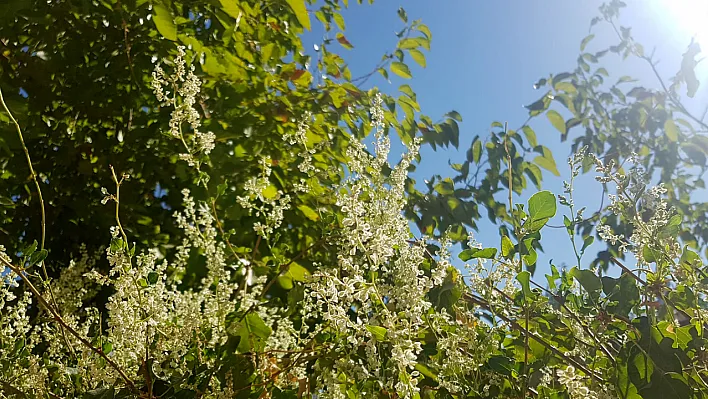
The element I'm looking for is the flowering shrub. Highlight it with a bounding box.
[2,1,708,399]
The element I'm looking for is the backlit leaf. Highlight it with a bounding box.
[665,119,680,142]
[408,49,426,68]
[153,2,176,41]
[546,110,566,135]
[285,0,311,30]
[391,62,412,79]
[528,191,556,221]
[336,33,353,49]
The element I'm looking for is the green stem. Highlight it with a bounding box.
[0,87,74,357]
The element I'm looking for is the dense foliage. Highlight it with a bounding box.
[2,0,708,398]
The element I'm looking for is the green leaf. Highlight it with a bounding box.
[680,245,701,267]
[365,325,387,341]
[581,236,594,253]
[524,163,543,189]
[332,12,345,31]
[277,275,294,290]
[487,355,515,376]
[681,41,701,97]
[28,249,48,266]
[110,238,125,253]
[459,247,497,261]
[632,353,654,383]
[501,235,514,258]
[414,363,437,381]
[565,117,582,131]
[216,182,228,197]
[284,262,310,282]
[237,313,272,352]
[516,271,532,298]
[22,240,37,257]
[618,362,642,399]
[390,62,412,79]
[417,24,432,40]
[147,271,159,285]
[471,140,482,163]
[397,7,408,23]
[153,2,177,41]
[399,84,415,98]
[546,110,566,135]
[408,49,426,68]
[262,185,278,199]
[336,33,353,49]
[218,0,242,19]
[642,245,658,263]
[398,38,421,49]
[522,126,538,148]
[0,195,14,207]
[378,67,389,80]
[533,150,560,176]
[298,204,319,221]
[554,81,577,93]
[572,268,602,293]
[527,191,556,221]
[285,0,311,30]
[664,119,680,142]
[523,247,538,268]
[102,341,113,355]
[580,34,595,51]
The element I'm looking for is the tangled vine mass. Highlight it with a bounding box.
[2,0,708,398]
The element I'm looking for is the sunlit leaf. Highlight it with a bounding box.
[546,110,566,135]
[408,49,426,68]
[153,2,176,41]
[391,62,412,79]
[528,191,556,221]
[285,0,311,30]
[336,33,354,49]
[665,119,680,142]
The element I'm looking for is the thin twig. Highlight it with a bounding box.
[109,166,130,245]
[0,87,74,356]
[0,257,138,393]
[527,279,617,365]
[463,292,607,383]
[610,256,646,286]
[211,197,243,263]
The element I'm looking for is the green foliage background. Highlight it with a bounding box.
[3,0,708,397]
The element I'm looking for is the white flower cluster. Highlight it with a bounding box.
[593,154,680,263]
[556,365,612,399]
[0,187,268,396]
[302,93,450,398]
[152,46,215,168]
[236,156,292,237]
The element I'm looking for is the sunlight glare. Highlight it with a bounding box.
[662,0,708,48]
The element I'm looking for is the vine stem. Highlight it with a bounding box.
[527,279,617,365]
[504,122,531,395]
[109,166,130,245]
[0,87,74,357]
[0,87,45,251]
[0,256,138,394]
[464,292,607,383]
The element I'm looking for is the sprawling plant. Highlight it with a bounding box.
[3,1,708,398]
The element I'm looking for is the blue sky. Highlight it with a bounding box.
[306,1,708,277]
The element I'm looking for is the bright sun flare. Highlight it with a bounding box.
[662,0,708,48]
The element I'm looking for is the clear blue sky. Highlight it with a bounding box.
[306,1,708,277]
